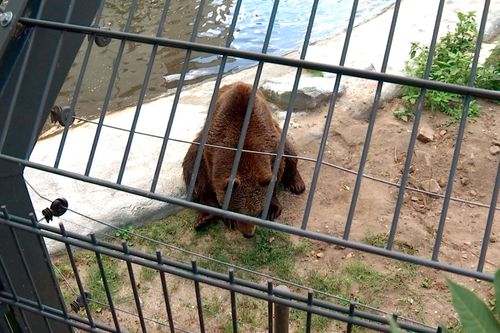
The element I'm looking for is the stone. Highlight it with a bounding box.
[460,177,470,186]
[492,139,500,147]
[439,130,447,136]
[421,179,441,194]
[316,252,324,258]
[438,177,447,188]
[417,125,435,143]
[411,196,419,202]
[260,74,346,111]
[469,190,477,197]
[489,145,500,155]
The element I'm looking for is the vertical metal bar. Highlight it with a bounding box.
[346,302,355,333]
[0,0,47,153]
[150,0,208,192]
[392,312,399,330]
[85,0,139,176]
[90,234,121,332]
[116,0,172,184]
[343,0,402,240]
[192,260,205,333]
[54,0,106,168]
[387,0,446,249]
[267,279,273,333]
[123,242,147,333]
[432,0,490,260]
[156,250,175,333]
[301,0,359,229]
[59,223,95,328]
[305,290,313,333]
[7,226,53,332]
[185,0,247,201]
[27,0,77,154]
[260,0,320,219]
[273,285,289,333]
[477,158,500,271]
[229,269,238,333]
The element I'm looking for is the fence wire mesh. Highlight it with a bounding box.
[0,0,499,331]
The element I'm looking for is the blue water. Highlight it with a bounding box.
[57,0,394,119]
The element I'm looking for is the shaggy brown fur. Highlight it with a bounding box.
[182,82,305,238]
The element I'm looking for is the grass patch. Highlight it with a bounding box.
[197,221,308,281]
[237,297,265,328]
[140,267,156,282]
[306,270,351,301]
[132,210,196,248]
[203,295,225,317]
[363,231,388,248]
[85,255,122,310]
[343,260,385,289]
[53,261,73,283]
[235,227,308,280]
[305,69,325,77]
[290,308,333,333]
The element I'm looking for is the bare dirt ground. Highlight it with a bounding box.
[51,95,499,333]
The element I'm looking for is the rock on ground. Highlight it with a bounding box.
[420,179,441,194]
[260,74,346,111]
[417,124,435,143]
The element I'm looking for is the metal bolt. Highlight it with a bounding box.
[0,11,12,27]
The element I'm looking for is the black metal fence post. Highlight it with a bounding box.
[0,0,102,332]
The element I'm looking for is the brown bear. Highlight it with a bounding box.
[182,82,305,238]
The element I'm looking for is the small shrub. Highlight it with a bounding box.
[398,12,496,122]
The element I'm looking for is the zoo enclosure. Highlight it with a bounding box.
[0,0,499,332]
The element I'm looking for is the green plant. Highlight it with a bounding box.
[476,43,500,91]
[114,226,136,243]
[398,12,492,122]
[443,271,500,333]
[390,270,500,333]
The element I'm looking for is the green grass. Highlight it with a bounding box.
[53,262,73,283]
[306,270,351,301]
[305,69,325,77]
[85,255,122,310]
[203,295,225,317]
[140,267,156,282]
[291,308,333,333]
[343,260,385,289]
[363,231,388,248]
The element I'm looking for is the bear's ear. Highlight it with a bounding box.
[258,171,272,187]
[224,176,241,191]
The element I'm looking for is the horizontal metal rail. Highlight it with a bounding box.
[17,17,500,101]
[1,153,494,282]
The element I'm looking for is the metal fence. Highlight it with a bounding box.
[0,0,499,332]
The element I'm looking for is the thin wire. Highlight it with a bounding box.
[52,263,192,333]
[25,178,435,326]
[62,116,499,212]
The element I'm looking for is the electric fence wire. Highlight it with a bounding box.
[24,177,436,330]
[63,115,499,212]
